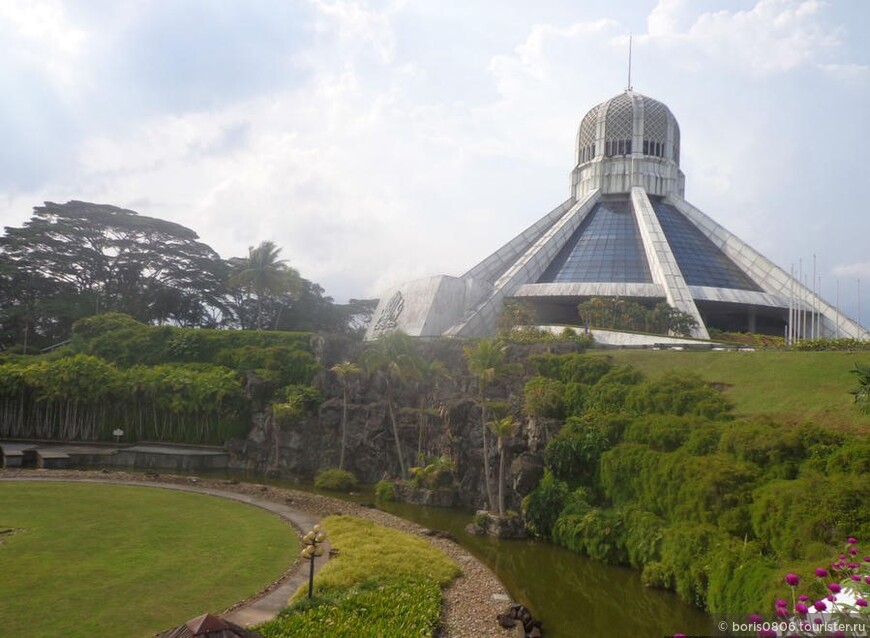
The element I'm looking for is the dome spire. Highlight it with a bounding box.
[627,33,633,92]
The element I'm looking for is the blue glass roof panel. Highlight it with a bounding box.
[538,199,653,284]
[652,201,761,291]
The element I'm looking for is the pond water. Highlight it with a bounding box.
[374,499,715,638]
[230,473,716,638]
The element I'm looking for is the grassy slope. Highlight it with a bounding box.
[0,483,298,638]
[606,349,870,432]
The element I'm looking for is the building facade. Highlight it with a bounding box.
[366,90,867,341]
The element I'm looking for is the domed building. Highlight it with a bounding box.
[366,90,867,341]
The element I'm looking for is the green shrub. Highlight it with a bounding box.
[528,353,612,384]
[750,474,870,560]
[523,376,565,419]
[626,372,731,419]
[585,365,644,413]
[259,578,442,638]
[314,469,358,492]
[544,417,613,487]
[561,381,586,416]
[623,414,697,452]
[717,417,805,478]
[622,507,665,568]
[374,480,395,502]
[552,508,627,564]
[681,421,723,455]
[559,487,593,517]
[825,437,870,474]
[522,469,568,538]
[599,445,758,526]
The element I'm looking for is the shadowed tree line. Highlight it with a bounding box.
[0,201,376,350]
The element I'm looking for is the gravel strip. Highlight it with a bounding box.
[1,469,513,637]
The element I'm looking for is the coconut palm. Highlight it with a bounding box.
[414,358,447,463]
[330,361,361,470]
[228,241,300,330]
[464,338,508,512]
[488,415,519,516]
[362,331,421,479]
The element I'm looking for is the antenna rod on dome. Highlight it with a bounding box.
[627,34,633,91]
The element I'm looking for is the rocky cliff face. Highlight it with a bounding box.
[228,337,581,509]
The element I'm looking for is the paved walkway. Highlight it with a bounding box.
[1,477,329,627]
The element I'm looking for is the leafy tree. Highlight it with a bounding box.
[577,297,697,337]
[362,331,421,479]
[497,299,536,337]
[464,338,508,512]
[488,415,519,516]
[330,361,362,470]
[228,241,301,330]
[0,201,229,347]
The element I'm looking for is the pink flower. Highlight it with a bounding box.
[857,598,868,607]
[864,556,870,562]
[775,607,788,618]
[849,547,858,555]
[847,537,858,545]
[798,594,809,602]
[828,582,842,594]
[673,634,686,638]
[785,572,800,587]
[795,602,809,615]
[776,599,788,608]
[815,567,829,577]
[747,613,763,624]
[815,600,828,611]
[852,574,862,582]
[758,630,777,637]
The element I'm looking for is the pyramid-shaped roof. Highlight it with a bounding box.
[366,91,868,342]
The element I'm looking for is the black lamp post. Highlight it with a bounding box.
[301,524,327,599]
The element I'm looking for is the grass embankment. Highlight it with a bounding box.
[609,350,870,432]
[0,483,298,638]
[258,515,460,638]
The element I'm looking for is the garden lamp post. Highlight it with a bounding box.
[301,524,327,599]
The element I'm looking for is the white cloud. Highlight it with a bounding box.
[834,263,870,280]
[0,0,88,89]
[642,0,842,75]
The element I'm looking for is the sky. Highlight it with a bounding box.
[1,0,869,325]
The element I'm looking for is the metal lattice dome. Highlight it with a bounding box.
[576,91,680,166]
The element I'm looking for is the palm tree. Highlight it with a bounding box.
[488,415,519,516]
[415,358,447,463]
[229,240,300,330]
[330,361,361,470]
[362,331,421,479]
[464,338,507,512]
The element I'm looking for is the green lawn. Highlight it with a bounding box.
[0,482,298,638]
[607,349,870,431]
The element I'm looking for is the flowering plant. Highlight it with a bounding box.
[675,538,870,638]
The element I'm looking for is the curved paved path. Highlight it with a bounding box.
[1,477,328,627]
